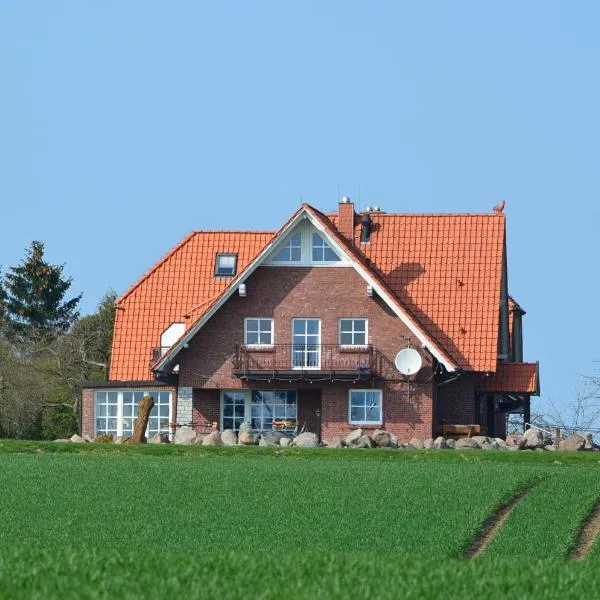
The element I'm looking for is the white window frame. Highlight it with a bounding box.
[291,318,321,370]
[339,318,368,347]
[311,231,341,264]
[348,389,382,426]
[270,232,302,263]
[219,390,297,433]
[215,253,237,277]
[94,390,172,438]
[244,318,274,347]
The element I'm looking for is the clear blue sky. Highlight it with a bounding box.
[1,1,598,415]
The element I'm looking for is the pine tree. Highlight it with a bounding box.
[3,241,82,346]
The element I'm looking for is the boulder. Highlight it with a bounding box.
[174,427,198,445]
[389,433,399,448]
[408,437,424,450]
[353,434,374,449]
[583,433,594,450]
[545,444,557,451]
[238,422,258,445]
[70,434,85,444]
[263,431,283,445]
[202,431,223,446]
[494,438,507,450]
[324,438,345,448]
[561,434,586,452]
[446,438,456,449]
[455,437,480,449]
[423,438,434,450]
[523,428,545,449]
[194,434,206,445]
[480,441,496,450]
[433,436,447,449]
[83,434,94,443]
[54,438,71,443]
[221,429,238,446]
[279,437,291,448]
[345,429,364,447]
[472,436,493,446]
[371,429,392,448]
[293,432,319,448]
[506,434,525,449]
[148,433,169,444]
[258,435,278,447]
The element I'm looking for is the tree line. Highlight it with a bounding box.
[0,241,115,439]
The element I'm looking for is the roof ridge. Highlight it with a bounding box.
[326,212,507,218]
[191,229,276,234]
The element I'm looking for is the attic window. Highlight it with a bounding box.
[215,253,237,277]
[272,233,302,262]
[311,233,340,262]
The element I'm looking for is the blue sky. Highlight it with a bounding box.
[1,1,598,415]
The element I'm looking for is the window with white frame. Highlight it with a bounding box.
[311,232,340,262]
[349,389,382,425]
[95,390,171,437]
[220,390,297,432]
[339,318,368,346]
[272,233,302,262]
[251,390,297,432]
[222,391,247,432]
[244,318,273,346]
[215,253,237,276]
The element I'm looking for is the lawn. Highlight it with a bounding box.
[0,441,599,598]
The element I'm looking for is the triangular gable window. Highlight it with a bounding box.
[271,233,302,262]
[311,232,340,262]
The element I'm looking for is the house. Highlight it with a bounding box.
[81,199,539,442]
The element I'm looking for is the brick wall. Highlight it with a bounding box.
[192,389,220,429]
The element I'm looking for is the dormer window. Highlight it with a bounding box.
[312,233,340,262]
[272,233,302,262]
[215,253,237,277]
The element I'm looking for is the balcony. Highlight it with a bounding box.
[232,344,382,382]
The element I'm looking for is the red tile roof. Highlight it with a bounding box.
[476,362,539,395]
[110,204,508,380]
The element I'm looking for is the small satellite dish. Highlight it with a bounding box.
[394,348,423,376]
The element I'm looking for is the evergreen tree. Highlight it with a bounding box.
[3,241,82,346]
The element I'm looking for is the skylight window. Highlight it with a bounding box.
[215,253,237,277]
[311,233,340,262]
[272,233,302,262]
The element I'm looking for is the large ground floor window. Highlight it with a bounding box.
[95,390,171,437]
[221,390,297,432]
[349,389,382,425]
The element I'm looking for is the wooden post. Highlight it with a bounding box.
[131,395,154,443]
[554,428,561,449]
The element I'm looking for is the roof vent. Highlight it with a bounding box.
[340,196,352,204]
[360,213,372,243]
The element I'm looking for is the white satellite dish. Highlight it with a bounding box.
[394,348,423,376]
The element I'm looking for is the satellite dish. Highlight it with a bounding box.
[394,348,423,376]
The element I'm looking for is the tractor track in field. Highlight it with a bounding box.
[568,498,600,560]
[464,483,537,559]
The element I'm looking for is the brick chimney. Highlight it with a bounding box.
[338,197,355,241]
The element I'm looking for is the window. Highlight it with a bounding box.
[311,232,340,262]
[220,390,297,433]
[339,319,368,346]
[272,233,302,262]
[245,318,273,346]
[215,253,237,276]
[349,390,382,425]
[95,390,172,437]
[292,318,321,368]
[222,391,247,432]
[251,391,297,432]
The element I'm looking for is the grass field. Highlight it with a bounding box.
[1,441,600,598]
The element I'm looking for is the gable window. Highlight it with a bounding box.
[349,389,382,425]
[245,318,273,346]
[312,232,340,262]
[272,233,302,262]
[339,318,368,346]
[215,253,237,276]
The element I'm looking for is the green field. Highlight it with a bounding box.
[1,441,600,598]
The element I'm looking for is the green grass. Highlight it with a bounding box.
[1,441,600,598]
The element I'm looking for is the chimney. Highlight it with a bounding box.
[338,196,355,241]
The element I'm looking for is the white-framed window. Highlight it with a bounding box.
[215,253,237,276]
[312,232,340,262]
[349,389,382,425]
[271,233,302,262]
[220,390,297,433]
[292,318,321,368]
[222,391,247,432]
[94,390,172,437]
[244,318,274,346]
[339,318,368,346]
